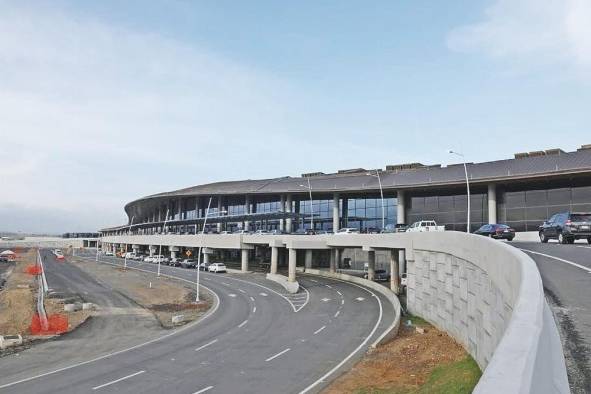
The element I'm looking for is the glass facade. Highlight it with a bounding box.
[407,193,487,232]
[343,197,397,230]
[498,183,591,232]
[298,198,336,231]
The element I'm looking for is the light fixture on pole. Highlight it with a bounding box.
[299,177,314,230]
[196,197,212,302]
[157,209,170,277]
[367,170,386,230]
[124,216,135,269]
[448,150,471,233]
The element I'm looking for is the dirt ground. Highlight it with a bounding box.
[0,249,90,338]
[324,317,479,394]
[69,257,212,328]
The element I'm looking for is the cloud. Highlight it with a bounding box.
[0,4,292,232]
[447,0,591,76]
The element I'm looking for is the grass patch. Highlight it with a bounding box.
[352,356,481,394]
[418,356,481,394]
[403,314,429,326]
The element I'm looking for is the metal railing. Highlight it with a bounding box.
[36,249,49,331]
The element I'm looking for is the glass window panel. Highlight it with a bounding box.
[547,188,571,205]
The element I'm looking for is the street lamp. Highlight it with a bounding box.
[448,150,471,233]
[367,170,385,230]
[299,177,314,230]
[157,209,170,277]
[124,216,135,269]
[195,197,229,302]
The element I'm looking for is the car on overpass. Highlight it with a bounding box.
[539,212,591,244]
[473,224,516,241]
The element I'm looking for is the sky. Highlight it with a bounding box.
[1,0,590,233]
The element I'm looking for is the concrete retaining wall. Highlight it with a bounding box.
[406,232,569,393]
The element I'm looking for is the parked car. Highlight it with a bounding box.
[253,230,270,235]
[335,228,360,235]
[362,227,381,234]
[474,224,516,241]
[233,229,250,234]
[382,223,409,233]
[363,269,390,282]
[315,230,329,235]
[143,256,154,263]
[124,252,135,259]
[208,263,227,273]
[180,259,197,269]
[294,228,315,235]
[133,254,145,261]
[406,220,445,232]
[268,229,284,235]
[198,261,211,271]
[168,257,181,266]
[539,212,591,244]
[104,251,114,256]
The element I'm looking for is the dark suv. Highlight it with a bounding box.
[539,212,591,244]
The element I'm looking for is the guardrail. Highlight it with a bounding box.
[36,249,49,331]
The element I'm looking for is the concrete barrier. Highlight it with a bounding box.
[405,232,569,394]
[304,269,401,347]
[0,335,23,349]
[265,273,299,294]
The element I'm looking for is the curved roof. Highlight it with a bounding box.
[125,147,591,211]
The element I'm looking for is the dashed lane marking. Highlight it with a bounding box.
[195,339,218,352]
[228,294,237,298]
[193,386,214,394]
[355,297,365,302]
[92,370,145,390]
[334,310,340,318]
[313,325,326,335]
[321,298,331,302]
[265,348,291,362]
[253,306,257,313]
[238,320,248,328]
[249,296,255,302]
[238,289,246,293]
[259,292,268,297]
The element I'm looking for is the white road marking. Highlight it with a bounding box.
[249,296,255,302]
[92,370,145,390]
[313,325,326,335]
[341,299,345,305]
[238,320,248,328]
[259,292,268,296]
[310,279,318,283]
[334,310,340,318]
[520,248,591,273]
[238,289,246,293]
[321,298,331,302]
[325,284,332,289]
[222,282,231,286]
[265,348,291,362]
[355,297,365,301]
[336,291,342,296]
[228,293,237,298]
[193,386,214,394]
[252,306,257,313]
[195,339,218,352]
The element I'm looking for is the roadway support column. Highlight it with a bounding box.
[397,190,406,274]
[305,249,313,270]
[288,248,297,282]
[270,246,278,274]
[285,194,293,233]
[244,195,251,231]
[367,250,376,281]
[279,195,285,232]
[217,197,223,233]
[329,249,336,273]
[203,252,209,266]
[241,249,249,272]
[332,193,340,233]
[390,249,400,294]
[488,184,497,224]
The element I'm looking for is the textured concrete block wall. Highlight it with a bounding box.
[407,249,513,369]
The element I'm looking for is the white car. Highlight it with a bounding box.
[105,251,114,256]
[208,263,227,273]
[144,256,154,263]
[406,220,445,232]
[335,228,359,235]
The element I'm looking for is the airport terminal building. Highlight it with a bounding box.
[102,144,591,237]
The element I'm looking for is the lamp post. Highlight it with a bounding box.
[157,209,170,277]
[367,170,386,230]
[299,177,314,230]
[448,150,471,233]
[124,216,134,269]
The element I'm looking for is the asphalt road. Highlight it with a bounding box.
[512,241,591,393]
[0,251,395,394]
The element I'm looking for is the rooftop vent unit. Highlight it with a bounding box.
[386,163,425,171]
[301,172,325,178]
[337,168,367,174]
[514,152,529,159]
[528,150,546,157]
[578,144,591,151]
[545,148,565,156]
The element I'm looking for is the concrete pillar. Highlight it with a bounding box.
[396,190,405,225]
[279,194,285,232]
[288,248,297,282]
[203,252,209,265]
[270,247,278,274]
[335,248,342,269]
[390,249,400,294]
[332,193,340,233]
[285,194,293,233]
[488,184,497,224]
[329,249,336,273]
[177,198,182,220]
[149,246,156,257]
[305,249,313,269]
[241,249,249,272]
[244,195,251,231]
[367,250,376,281]
[217,197,223,232]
